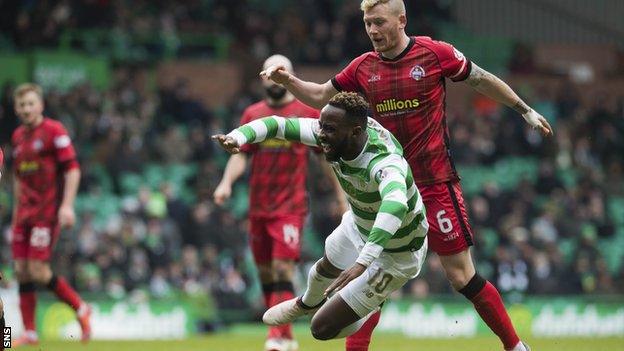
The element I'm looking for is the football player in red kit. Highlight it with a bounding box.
[1,147,4,351]
[260,1,551,350]
[10,83,91,346]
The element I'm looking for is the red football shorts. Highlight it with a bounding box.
[419,181,474,256]
[249,215,304,264]
[11,223,61,261]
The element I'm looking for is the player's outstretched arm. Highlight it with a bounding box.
[260,65,338,109]
[221,116,321,149]
[463,63,553,136]
[59,168,80,229]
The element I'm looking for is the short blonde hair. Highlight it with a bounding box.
[13,83,43,102]
[360,0,405,15]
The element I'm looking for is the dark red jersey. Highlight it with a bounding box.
[332,36,471,185]
[240,99,319,218]
[12,118,79,225]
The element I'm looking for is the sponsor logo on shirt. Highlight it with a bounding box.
[368,74,381,82]
[375,98,420,114]
[32,139,43,151]
[18,161,40,174]
[409,65,426,81]
[260,139,292,149]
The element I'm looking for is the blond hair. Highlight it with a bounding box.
[13,83,43,102]
[360,0,405,15]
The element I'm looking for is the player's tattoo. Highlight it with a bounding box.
[512,101,530,114]
[465,64,489,87]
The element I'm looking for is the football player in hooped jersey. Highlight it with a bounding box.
[10,84,91,346]
[261,1,550,350]
[214,92,428,344]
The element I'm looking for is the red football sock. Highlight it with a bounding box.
[48,276,82,311]
[18,283,37,331]
[345,309,381,351]
[461,275,520,350]
[269,284,295,340]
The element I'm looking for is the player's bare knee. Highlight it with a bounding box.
[27,262,52,285]
[444,267,472,290]
[271,260,294,281]
[316,256,341,278]
[257,264,273,283]
[310,318,338,340]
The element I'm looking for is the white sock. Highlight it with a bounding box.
[334,308,378,339]
[509,341,528,351]
[301,261,335,307]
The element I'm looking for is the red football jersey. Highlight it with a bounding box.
[12,118,79,225]
[240,99,320,217]
[332,36,471,185]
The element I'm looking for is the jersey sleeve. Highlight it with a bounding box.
[238,109,258,154]
[51,123,79,171]
[429,39,472,82]
[228,116,320,148]
[0,148,3,179]
[356,162,409,266]
[331,53,368,92]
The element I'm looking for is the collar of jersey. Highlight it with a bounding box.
[379,37,415,62]
[340,134,370,167]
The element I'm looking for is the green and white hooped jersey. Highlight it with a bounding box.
[228,116,427,254]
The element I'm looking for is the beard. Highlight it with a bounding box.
[265,85,288,100]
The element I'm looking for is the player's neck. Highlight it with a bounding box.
[266,93,295,108]
[341,133,369,162]
[381,33,411,60]
[25,115,44,129]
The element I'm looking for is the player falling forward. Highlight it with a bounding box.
[213,92,428,342]
[10,84,91,346]
[261,1,550,350]
[214,54,345,351]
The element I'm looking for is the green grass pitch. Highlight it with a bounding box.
[16,324,623,351]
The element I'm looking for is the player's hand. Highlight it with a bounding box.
[522,109,553,137]
[324,263,367,297]
[211,134,241,154]
[58,204,76,229]
[213,182,232,206]
[259,65,291,86]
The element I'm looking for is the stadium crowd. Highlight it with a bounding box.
[0,0,622,320]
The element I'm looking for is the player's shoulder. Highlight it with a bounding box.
[12,125,26,140]
[242,100,270,118]
[413,36,455,53]
[290,99,320,117]
[42,117,68,133]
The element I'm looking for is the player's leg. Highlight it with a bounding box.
[424,181,526,351]
[265,216,305,350]
[27,224,91,342]
[263,214,358,326]
[249,217,292,351]
[344,307,381,351]
[11,225,38,346]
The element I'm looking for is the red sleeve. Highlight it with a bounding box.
[51,123,79,171]
[426,39,471,82]
[331,53,369,92]
[0,148,3,168]
[238,108,258,154]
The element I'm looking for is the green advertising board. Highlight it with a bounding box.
[31,50,109,91]
[378,298,624,338]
